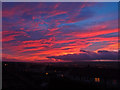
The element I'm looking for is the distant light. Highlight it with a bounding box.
[4,64,8,66]
[94,77,100,83]
[46,72,48,75]
[54,70,56,72]
[61,74,64,77]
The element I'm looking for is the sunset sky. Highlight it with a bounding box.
[2,2,118,62]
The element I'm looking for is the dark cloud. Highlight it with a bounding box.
[47,50,118,61]
[24,47,37,49]
[2,57,21,62]
[62,48,73,50]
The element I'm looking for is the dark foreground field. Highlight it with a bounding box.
[2,62,120,90]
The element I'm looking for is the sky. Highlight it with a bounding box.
[2,2,118,62]
[1,0,119,2]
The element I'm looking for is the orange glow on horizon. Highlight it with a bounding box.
[95,77,100,83]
